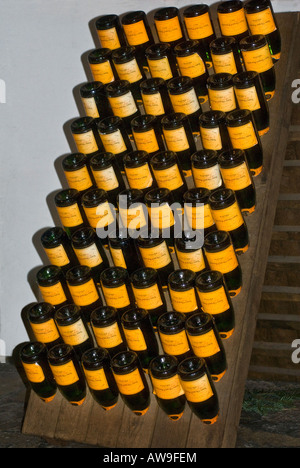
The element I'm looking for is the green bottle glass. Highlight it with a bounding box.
[207,73,237,115]
[70,116,103,155]
[217,1,249,42]
[82,347,120,410]
[88,48,117,85]
[183,187,216,236]
[131,115,165,159]
[111,350,151,416]
[80,81,113,121]
[191,150,223,191]
[81,188,116,245]
[27,302,62,350]
[154,7,184,48]
[20,342,57,403]
[178,356,219,424]
[100,267,135,315]
[48,344,87,406]
[105,80,140,136]
[90,306,127,358]
[157,311,193,363]
[186,312,227,382]
[121,11,154,72]
[199,111,232,155]
[140,78,173,118]
[62,153,95,195]
[118,188,148,237]
[108,226,142,275]
[168,270,201,318]
[37,265,72,310]
[112,46,146,103]
[210,37,243,76]
[124,150,157,195]
[168,76,202,135]
[41,227,78,276]
[149,355,186,421]
[175,231,208,275]
[55,189,88,239]
[95,15,127,51]
[145,43,178,83]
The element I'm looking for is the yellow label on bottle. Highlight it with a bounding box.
[39,282,67,306]
[44,245,70,267]
[246,8,277,36]
[133,129,159,154]
[220,162,252,191]
[132,284,163,310]
[242,44,274,73]
[68,278,99,307]
[31,319,60,344]
[192,164,222,190]
[119,204,147,230]
[64,166,93,192]
[211,201,244,232]
[185,204,215,231]
[211,52,238,75]
[123,327,147,352]
[84,201,115,229]
[169,288,198,314]
[176,53,206,79]
[184,12,214,40]
[205,245,238,274]
[175,248,206,273]
[208,87,236,112]
[81,97,100,119]
[83,367,109,391]
[57,319,89,346]
[151,374,184,399]
[89,61,115,84]
[99,130,127,155]
[56,204,83,228]
[163,127,190,152]
[234,86,261,112]
[50,361,79,386]
[148,203,175,230]
[92,165,119,192]
[97,27,121,50]
[113,368,145,395]
[180,373,213,403]
[74,244,103,268]
[197,286,230,315]
[155,16,183,42]
[200,126,223,151]
[123,20,149,46]
[108,91,137,118]
[22,362,45,384]
[110,247,127,269]
[142,92,165,116]
[73,130,99,154]
[92,322,123,349]
[153,164,184,191]
[188,329,221,358]
[125,164,153,190]
[101,284,130,309]
[228,121,258,150]
[147,57,173,81]
[218,9,248,36]
[139,242,171,269]
[159,329,190,355]
[114,58,143,84]
[170,88,200,115]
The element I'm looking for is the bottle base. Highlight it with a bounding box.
[133,406,150,416]
[219,328,234,340]
[168,412,184,421]
[251,166,263,177]
[201,412,219,425]
[102,403,118,411]
[242,205,256,215]
[40,394,56,403]
[229,286,242,298]
[236,244,249,255]
[265,90,275,101]
[211,369,227,383]
[258,127,270,137]
[70,397,86,406]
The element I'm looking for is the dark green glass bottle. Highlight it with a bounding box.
[95,15,127,51]
[131,115,165,159]
[82,347,119,410]
[28,302,62,350]
[81,188,116,245]
[118,188,148,237]
[154,7,184,47]
[150,151,187,205]
[210,37,243,76]
[145,43,178,83]
[157,311,193,363]
[20,342,57,403]
[88,48,117,85]
[217,1,249,42]
[140,78,173,118]
[89,151,126,205]
[37,265,72,310]
[124,150,157,194]
[121,11,154,72]
[48,344,87,406]
[100,267,135,315]
[168,270,201,319]
[41,227,78,276]
[105,80,140,136]
[191,150,223,191]
[55,189,88,239]
[199,111,231,156]
[183,187,216,236]
[80,81,113,121]
[175,231,208,275]
[112,46,146,103]
[108,226,142,275]
[70,117,103,155]
[149,355,186,420]
[90,306,127,358]
[168,77,202,135]
[62,153,95,195]
[207,73,237,115]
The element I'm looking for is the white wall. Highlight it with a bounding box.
[0,0,299,358]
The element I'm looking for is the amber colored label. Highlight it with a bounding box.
[99,130,127,155]
[73,130,99,154]
[188,329,221,358]
[205,245,238,274]
[84,201,115,229]
[208,87,236,112]
[89,61,115,84]
[44,245,70,267]
[198,286,230,315]
[92,165,119,192]
[218,9,248,36]
[147,57,173,81]
[83,367,109,391]
[39,282,67,306]
[211,52,238,75]
[163,127,189,152]
[31,319,60,344]
[64,166,93,192]
[74,244,103,268]
[169,288,198,314]
[81,97,100,119]
[153,164,184,191]
[155,16,183,42]
[192,164,222,190]
[234,85,261,112]
[211,201,244,232]
[123,327,147,352]
[180,373,213,403]
[228,121,258,150]
[148,203,175,230]
[132,284,163,310]
[68,279,99,307]
[220,162,252,191]
[22,362,45,383]
[114,58,142,84]
[57,319,89,346]
[97,27,121,50]
[133,129,159,154]
[142,92,165,116]
[50,361,79,386]
[242,44,274,73]
[159,329,190,355]
[184,12,214,40]
[93,322,123,349]
[113,368,144,395]
[170,88,200,115]
[151,374,184,399]
[176,248,206,273]
[246,8,277,36]
[125,164,153,190]
[185,204,215,231]
[57,204,83,228]
[108,92,137,118]
[101,284,130,309]
[110,247,127,269]
[200,126,223,151]
[177,53,206,79]
[139,242,171,269]
[123,20,149,46]
[119,204,147,230]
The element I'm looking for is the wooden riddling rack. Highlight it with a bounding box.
[21,9,300,449]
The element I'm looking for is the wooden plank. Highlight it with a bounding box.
[264,262,300,288]
[22,390,63,439]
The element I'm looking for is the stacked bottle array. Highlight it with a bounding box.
[19,0,281,426]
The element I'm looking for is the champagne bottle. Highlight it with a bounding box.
[145,43,178,83]
[140,78,173,117]
[80,82,113,121]
[199,111,231,155]
[207,73,237,114]
[154,7,184,47]
[62,152,95,195]
[131,115,165,159]
[100,267,135,315]
[217,0,249,42]
[168,270,201,318]
[108,226,142,275]
[27,302,62,350]
[55,189,88,239]
[175,231,208,275]
[91,306,127,358]
[37,265,72,310]
[124,150,157,194]
[41,227,78,277]
[168,76,202,134]
[210,37,243,76]
[95,15,127,51]
[150,151,187,205]
[157,311,193,363]
[89,151,126,205]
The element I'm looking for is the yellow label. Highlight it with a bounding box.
[197,286,230,315]
[119,204,147,230]
[205,245,238,274]
[185,204,215,230]
[108,92,137,118]
[92,165,119,192]
[44,245,70,267]
[169,288,198,314]
[153,164,184,191]
[89,61,115,84]
[97,27,121,50]
[147,57,173,81]
[163,127,189,152]
[242,44,274,73]
[68,278,99,307]
[246,8,277,36]
[132,284,163,310]
[83,201,115,229]
[220,162,252,191]
[31,319,60,344]
[192,165,222,190]
[148,203,175,230]
[92,322,123,349]
[65,166,93,192]
[110,247,127,269]
[142,92,165,116]
[81,97,100,119]
[234,86,261,112]
[155,16,183,42]
[200,126,223,151]
[180,373,213,403]
[83,367,109,391]
[170,88,200,115]
[22,362,45,383]
[176,248,206,273]
[133,129,159,154]
[114,58,143,84]
[99,130,127,155]
[218,9,248,36]
[211,201,244,232]
[176,53,206,79]
[125,164,153,190]
[228,121,258,150]
[56,204,83,228]
[184,12,214,40]
[139,242,171,269]
[151,374,184,399]
[74,244,103,268]
[73,130,99,154]
[159,329,190,356]
[123,20,149,46]
[187,329,221,358]
[123,327,147,352]
[50,361,79,386]
[113,368,144,395]
[57,319,89,346]
[101,284,130,309]
[208,87,236,112]
[211,52,238,75]
[39,282,67,306]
